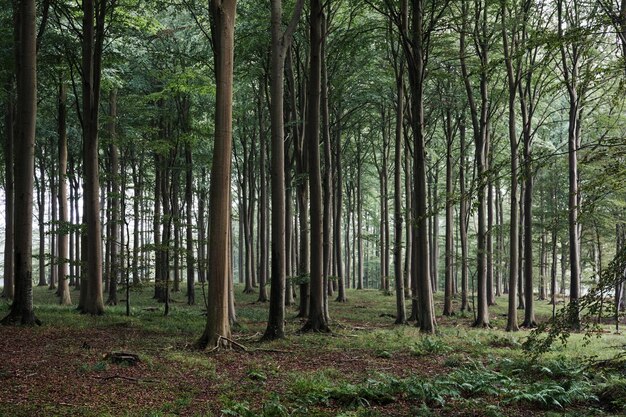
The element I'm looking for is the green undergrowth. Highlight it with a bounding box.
[221,356,620,416]
[2,285,626,416]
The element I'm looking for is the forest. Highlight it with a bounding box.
[2,0,626,415]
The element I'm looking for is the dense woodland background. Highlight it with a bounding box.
[2,0,626,414]
[0,0,626,417]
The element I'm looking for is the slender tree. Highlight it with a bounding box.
[402,0,439,333]
[57,80,71,305]
[302,0,330,333]
[2,80,15,301]
[262,0,304,341]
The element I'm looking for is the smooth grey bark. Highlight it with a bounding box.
[57,81,71,305]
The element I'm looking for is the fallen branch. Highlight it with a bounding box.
[92,375,158,383]
[209,335,292,354]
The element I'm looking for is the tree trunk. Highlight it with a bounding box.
[257,81,268,303]
[80,0,108,315]
[502,5,519,330]
[37,155,46,288]
[198,168,207,284]
[443,108,454,317]
[357,140,364,290]
[199,0,236,349]
[153,153,163,299]
[185,139,195,305]
[2,0,39,325]
[406,0,436,333]
[518,181,525,310]
[69,161,75,288]
[107,89,118,306]
[459,118,469,312]
[72,173,81,291]
[57,81,71,305]
[3,82,15,300]
[393,5,407,322]
[334,119,346,302]
[263,0,304,340]
[49,149,57,291]
[301,0,329,333]
[558,0,581,330]
[131,147,142,286]
[521,133,535,327]
[459,0,489,328]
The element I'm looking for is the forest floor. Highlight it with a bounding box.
[1,285,626,416]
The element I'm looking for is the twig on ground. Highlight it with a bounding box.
[92,375,158,383]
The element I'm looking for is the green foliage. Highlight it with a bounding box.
[524,246,626,356]
[596,376,626,411]
[409,337,453,356]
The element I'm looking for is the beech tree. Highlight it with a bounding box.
[199,0,237,349]
[262,0,304,341]
[2,0,39,325]
[302,0,330,333]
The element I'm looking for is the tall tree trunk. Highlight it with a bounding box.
[107,89,118,306]
[69,162,75,288]
[321,13,332,320]
[302,0,329,333]
[406,0,436,333]
[486,176,495,305]
[199,0,236,349]
[72,174,81,291]
[459,118,469,312]
[172,168,181,294]
[558,0,581,330]
[521,132,535,327]
[393,3,407,322]
[257,82,268,302]
[459,0,490,328]
[131,147,142,286]
[518,181,525,310]
[37,156,46,287]
[443,108,454,317]
[198,168,207,284]
[153,153,163,299]
[334,117,346,302]
[430,170,439,294]
[405,139,414,306]
[503,8,520,329]
[49,150,57,291]
[2,0,39,325]
[539,229,547,300]
[357,140,364,290]
[3,82,15,300]
[57,81,71,305]
[263,0,304,340]
[185,140,195,305]
[80,0,108,315]
[550,209,558,306]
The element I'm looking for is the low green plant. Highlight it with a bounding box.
[596,375,626,411]
[506,379,597,409]
[221,401,256,417]
[409,336,452,356]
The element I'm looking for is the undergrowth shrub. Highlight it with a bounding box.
[596,376,626,411]
[409,337,452,356]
